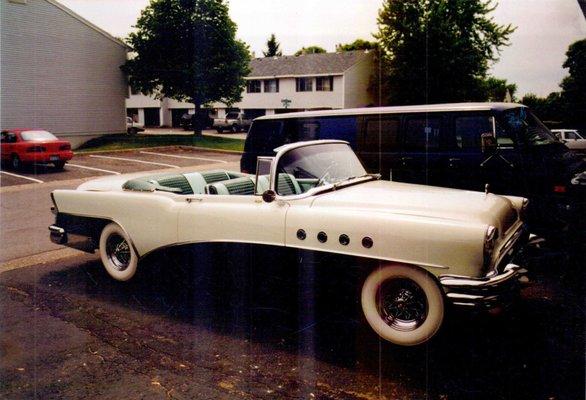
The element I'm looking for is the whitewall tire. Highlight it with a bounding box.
[99,223,138,281]
[361,264,444,346]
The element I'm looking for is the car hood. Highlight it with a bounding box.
[310,180,519,234]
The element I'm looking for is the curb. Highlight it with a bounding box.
[75,144,244,156]
[0,248,89,274]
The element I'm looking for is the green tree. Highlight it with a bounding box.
[336,39,378,52]
[560,39,586,127]
[122,0,250,135]
[263,33,283,57]
[376,0,515,105]
[482,77,517,102]
[294,46,327,56]
[521,92,565,126]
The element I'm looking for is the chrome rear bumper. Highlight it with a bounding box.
[49,225,95,253]
[439,264,527,309]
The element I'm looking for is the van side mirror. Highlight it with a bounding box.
[481,133,497,154]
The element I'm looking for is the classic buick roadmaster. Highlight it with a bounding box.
[49,140,530,346]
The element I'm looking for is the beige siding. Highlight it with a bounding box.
[1,0,128,140]
[343,52,375,108]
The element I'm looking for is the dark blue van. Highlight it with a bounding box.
[241,103,585,240]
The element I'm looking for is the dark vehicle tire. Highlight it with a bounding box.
[217,127,223,133]
[11,154,21,170]
[99,223,139,281]
[54,161,66,170]
[361,264,444,346]
[231,124,240,133]
[128,127,138,135]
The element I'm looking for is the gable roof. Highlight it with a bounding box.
[45,0,129,49]
[249,50,372,78]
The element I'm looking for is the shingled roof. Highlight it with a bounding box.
[249,50,372,78]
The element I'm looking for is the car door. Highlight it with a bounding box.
[177,194,289,248]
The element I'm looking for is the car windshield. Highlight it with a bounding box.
[20,130,58,141]
[275,143,368,195]
[500,108,557,146]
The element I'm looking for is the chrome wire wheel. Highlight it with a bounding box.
[106,233,131,271]
[377,279,428,332]
[361,264,444,346]
[99,223,138,281]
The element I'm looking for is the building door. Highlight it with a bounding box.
[171,109,190,128]
[144,108,161,127]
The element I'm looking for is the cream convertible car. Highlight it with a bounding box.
[49,140,530,346]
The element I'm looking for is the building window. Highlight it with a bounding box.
[316,76,334,91]
[264,79,279,93]
[247,80,262,93]
[296,77,313,92]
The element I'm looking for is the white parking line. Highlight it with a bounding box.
[67,163,121,175]
[140,151,228,164]
[89,155,180,169]
[0,170,44,184]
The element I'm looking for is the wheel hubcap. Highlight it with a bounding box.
[106,233,131,271]
[377,279,428,331]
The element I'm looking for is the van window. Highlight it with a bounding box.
[296,116,358,147]
[454,115,493,150]
[363,117,400,152]
[404,116,441,151]
[244,120,286,154]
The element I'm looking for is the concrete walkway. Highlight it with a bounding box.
[143,127,247,140]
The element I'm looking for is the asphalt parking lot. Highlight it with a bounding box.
[0,146,242,188]
[0,247,583,400]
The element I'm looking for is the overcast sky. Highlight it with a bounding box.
[59,0,586,97]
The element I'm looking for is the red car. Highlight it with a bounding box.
[0,129,73,170]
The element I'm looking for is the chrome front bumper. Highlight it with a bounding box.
[439,264,527,309]
[49,225,95,253]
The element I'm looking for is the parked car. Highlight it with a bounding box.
[1,129,73,170]
[213,111,252,133]
[126,117,145,135]
[551,129,586,154]
[49,140,530,346]
[241,103,585,242]
[180,112,214,131]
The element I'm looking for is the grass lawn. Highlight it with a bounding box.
[76,134,245,153]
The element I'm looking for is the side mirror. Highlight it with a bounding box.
[255,156,274,195]
[262,190,276,203]
[481,133,497,154]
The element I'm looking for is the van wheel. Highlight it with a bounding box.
[54,161,66,170]
[361,264,444,346]
[99,223,138,281]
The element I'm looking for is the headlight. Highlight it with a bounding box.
[484,225,498,268]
